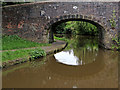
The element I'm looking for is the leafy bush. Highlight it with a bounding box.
[29,48,46,60]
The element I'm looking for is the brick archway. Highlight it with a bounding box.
[45,14,113,49]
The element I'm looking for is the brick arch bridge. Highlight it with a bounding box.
[47,15,108,48]
[2,2,119,49]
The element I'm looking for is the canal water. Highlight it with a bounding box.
[2,35,118,88]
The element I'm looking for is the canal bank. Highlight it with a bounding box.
[2,40,67,68]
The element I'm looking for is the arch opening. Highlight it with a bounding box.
[48,18,106,49]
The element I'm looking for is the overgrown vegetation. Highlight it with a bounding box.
[112,36,120,50]
[2,35,50,50]
[109,9,116,29]
[110,9,120,50]
[2,48,46,62]
[29,48,46,60]
[54,21,98,36]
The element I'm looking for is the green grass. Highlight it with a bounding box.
[54,36,68,42]
[2,35,50,50]
[2,35,69,62]
[2,48,46,62]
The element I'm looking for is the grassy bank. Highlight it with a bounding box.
[54,36,69,42]
[2,35,50,50]
[2,35,50,62]
[2,35,68,63]
[2,48,46,62]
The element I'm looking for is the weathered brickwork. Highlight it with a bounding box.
[2,2,119,49]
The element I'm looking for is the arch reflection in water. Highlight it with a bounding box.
[54,49,80,65]
[54,48,98,66]
[54,35,99,66]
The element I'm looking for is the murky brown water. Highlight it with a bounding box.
[2,35,119,88]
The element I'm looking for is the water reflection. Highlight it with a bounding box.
[2,35,118,88]
[54,35,98,66]
[54,49,80,65]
